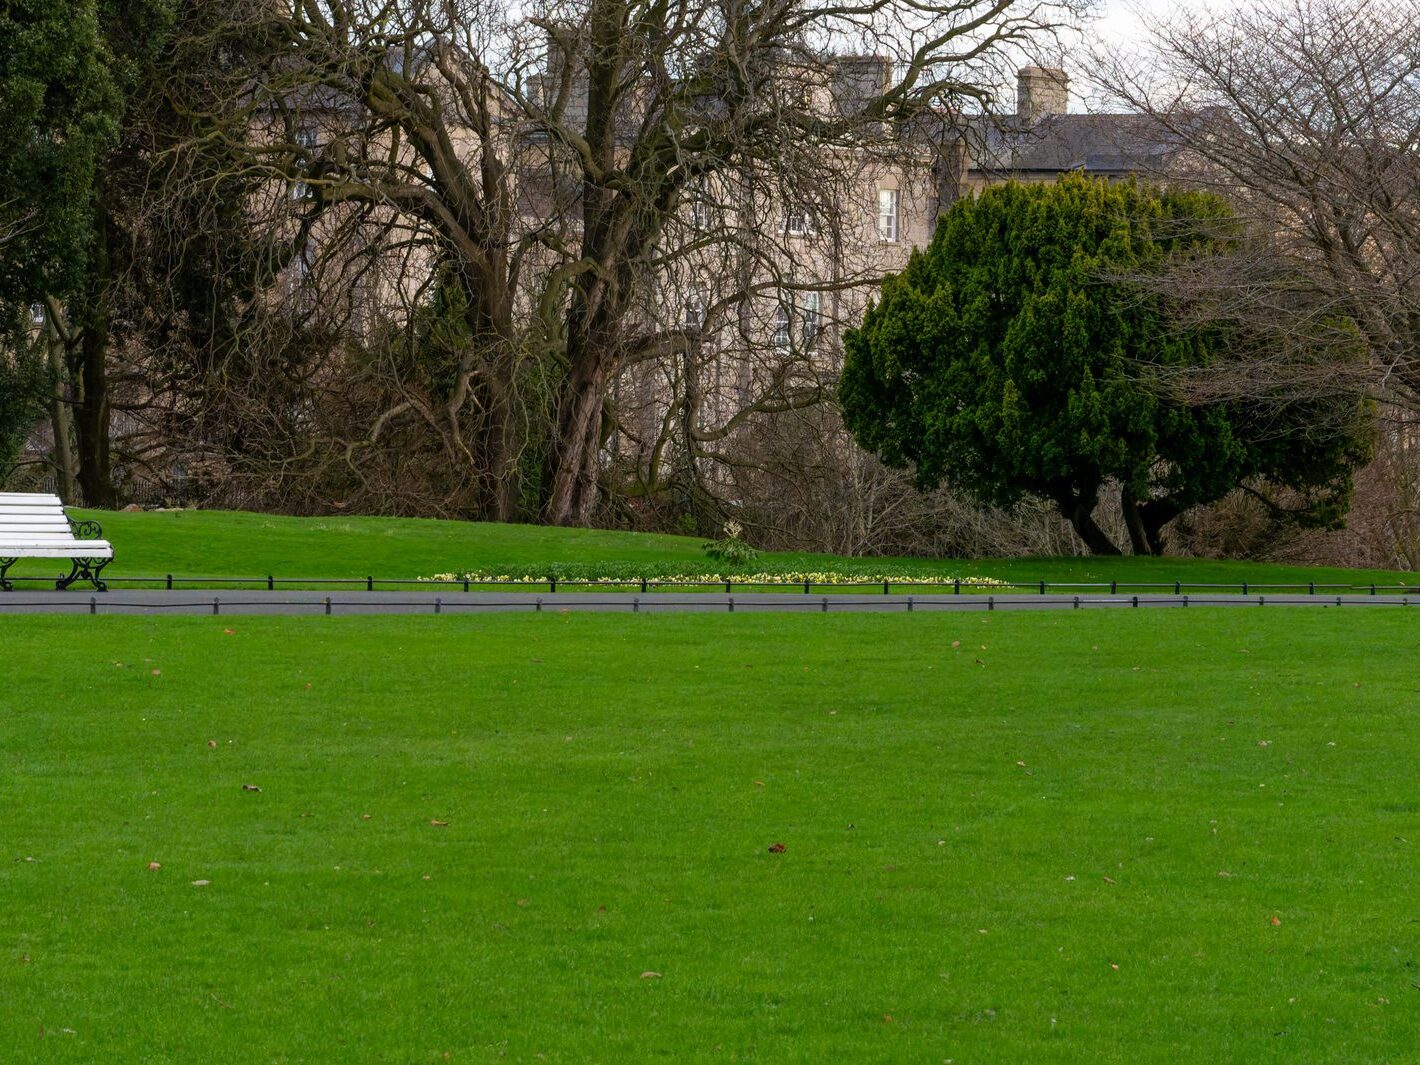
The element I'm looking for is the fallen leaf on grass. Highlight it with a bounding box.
[192,880,211,887]
[430,819,449,828]
[223,629,236,636]
[767,842,786,853]
[640,971,662,980]
[1103,876,1117,885]
[1271,915,1282,926]
[206,740,217,749]
[241,784,262,793]
[150,669,161,677]
[147,862,161,871]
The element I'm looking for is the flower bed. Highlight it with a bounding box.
[419,569,1008,588]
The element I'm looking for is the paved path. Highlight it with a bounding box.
[0,590,1413,615]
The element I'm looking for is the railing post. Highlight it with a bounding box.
[1110,580,1117,595]
[804,579,810,594]
[1131,595,1138,608]
[89,596,97,615]
[1174,580,1181,595]
[988,596,995,611]
[1073,596,1080,609]
[366,575,374,591]
[884,580,890,595]
[165,573,173,590]
[550,577,557,594]
[324,596,332,616]
[633,597,639,614]
[954,578,961,595]
[907,596,914,612]
[728,596,735,613]
[1039,580,1046,595]
[212,597,220,616]
[464,578,470,593]
[1242,581,1248,596]
[536,597,543,613]
[821,597,828,613]
[641,577,648,593]
[434,597,442,615]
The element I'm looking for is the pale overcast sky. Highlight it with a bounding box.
[1093,0,1242,44]
[1095,0,1172,44]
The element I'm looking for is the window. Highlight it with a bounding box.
[877,188,899,243]
[292,128,319,201]
[684,287,705,331]
[786,207,812,236]
[689,180,713,230]
[801,290,822,347]
[772,303,791,350]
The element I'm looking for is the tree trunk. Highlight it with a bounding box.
[1140,499,1184,557]
[544,357,607,525]
[45,333,77,504]
[1061,491,1121,555]
[75,195,116,508]
[484,382,523,524]
[1121,485,1152,556]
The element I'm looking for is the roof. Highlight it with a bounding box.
[968,112,1182,177]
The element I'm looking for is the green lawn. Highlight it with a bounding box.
[4,507,1412,590]
[2,610,1417,1062]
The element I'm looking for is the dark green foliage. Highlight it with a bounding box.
[0,0,118,309]
[0,326,49,482]
[841,175,1371,554]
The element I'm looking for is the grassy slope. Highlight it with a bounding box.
[2,610,1418,1062]
[4,507,1412,588]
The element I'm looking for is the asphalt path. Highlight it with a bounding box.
[0,590,1413,615]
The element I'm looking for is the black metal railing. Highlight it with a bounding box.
[1,573,1416,596]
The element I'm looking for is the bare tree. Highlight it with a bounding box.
[154,0,1085,522]
[1092,0,1420,413]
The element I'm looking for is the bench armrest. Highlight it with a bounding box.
[67,517,105,540]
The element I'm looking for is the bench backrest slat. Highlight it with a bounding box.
[0,493,109,552]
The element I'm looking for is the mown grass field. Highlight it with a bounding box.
[4,507,1412,590]
[3,610,1417,1062]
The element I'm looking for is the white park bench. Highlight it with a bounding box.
[0,493,113,591]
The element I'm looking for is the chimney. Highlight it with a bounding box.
[544,25,589,129]
[1016,66,1068,126]
[830,55,892,118]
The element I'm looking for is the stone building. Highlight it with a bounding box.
[604,61,1175,491]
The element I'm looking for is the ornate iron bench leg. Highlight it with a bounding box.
[57,557,110,592]
[0,558,15,592]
